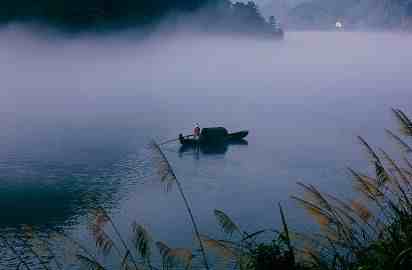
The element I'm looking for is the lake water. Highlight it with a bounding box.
[1,29,412,268]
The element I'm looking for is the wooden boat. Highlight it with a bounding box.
[227,130,249,141]
[178,127,249,146]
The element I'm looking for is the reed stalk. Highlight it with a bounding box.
[150,141,210,270]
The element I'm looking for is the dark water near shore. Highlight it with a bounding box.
[1,29,412,267]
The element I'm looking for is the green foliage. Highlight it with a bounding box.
[248,240,302,270]
[202,206,309,270]
[245,206,302,270]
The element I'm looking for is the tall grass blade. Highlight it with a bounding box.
[393,247,412,269]
[150,141,210,270]
[358,136,380,163]
[278,203,295,265]
[405,157,412,171]
[121,251,144,270]
[380,149,412,192]
[386,129,412,153]
[241,230,267,242]
[76,255,106,270]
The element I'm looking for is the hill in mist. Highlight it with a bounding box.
[258,0,307,19]
[287,0,412,29]
[0,0,280,36]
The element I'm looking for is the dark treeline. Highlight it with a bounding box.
[0,0,207,27]
[0,0,280,35]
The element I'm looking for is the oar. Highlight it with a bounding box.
[159,138,179,145]
[159,135,193,146]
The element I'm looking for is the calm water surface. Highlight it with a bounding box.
[1,30,412,267]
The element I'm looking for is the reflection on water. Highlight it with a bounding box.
[1,30,412,268]
[178,139,248,156]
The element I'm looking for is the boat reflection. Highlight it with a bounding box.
[178,139,248,156]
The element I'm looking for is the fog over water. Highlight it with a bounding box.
[1,26,412,262]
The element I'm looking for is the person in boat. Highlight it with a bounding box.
[193,123,201,140]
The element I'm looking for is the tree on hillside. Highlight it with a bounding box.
[0,0,277,36]
[0,0,211,27]
[233,1,266,26]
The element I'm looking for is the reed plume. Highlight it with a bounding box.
[200,235,238,260]
[293,109,412,270]
[214,210,241,237]
[90,209,116,256]
[350,200,372,223]
[155,241,193,270]
[132,222,152,268]
[392,108,412,136]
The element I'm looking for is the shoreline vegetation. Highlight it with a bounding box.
[0,0,281,37]
[1,108,411,270]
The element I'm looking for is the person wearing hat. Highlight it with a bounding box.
[193,123,201,140]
